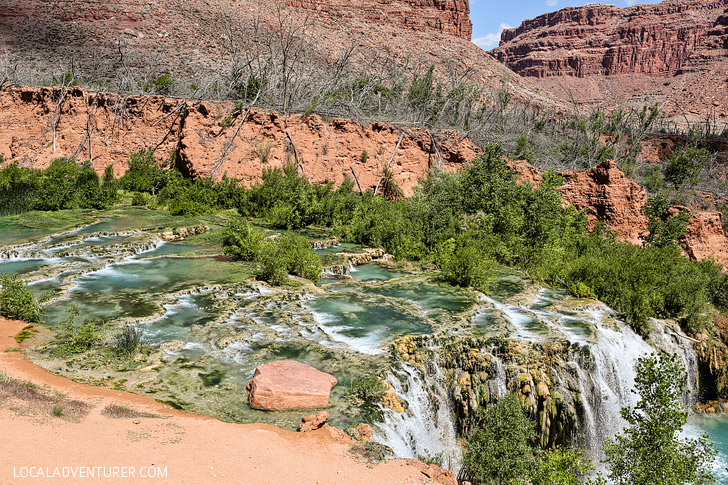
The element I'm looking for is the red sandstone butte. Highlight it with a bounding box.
[246,360,337,411]
[492,0,728,121]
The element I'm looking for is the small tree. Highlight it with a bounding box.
[602,353,717,485]
[461,393,535,484]
[640,195,691,248]
[0,274,44,323]
[663,146,709,190]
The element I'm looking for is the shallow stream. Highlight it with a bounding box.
[1,211,727,480]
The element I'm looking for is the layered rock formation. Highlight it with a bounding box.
[246,360,338,410]
[285,0,472,40]
[0,85,478,197]
[492,0,728,120]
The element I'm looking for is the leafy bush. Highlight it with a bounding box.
[460,393,536,484]
[640,195,691,248]
[53,305,99,355]
[113,325,144,358]
[0,274,44,323]
[221,219,263,261]
[256,233,322,285]
[663,146,709,189]
[438,240,495,292]
[347,375,388,402]
[602,353,717,485]
[154,74,174,95]
[119,148,168,194]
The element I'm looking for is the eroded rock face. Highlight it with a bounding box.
[509,158,728,270]
[0,86,478,198]
[684,211,728,269]
[286,0,472,40]
[492,0,728,120]
[557,159,649,245]
[246,360,337,410]
[494,1,728,78]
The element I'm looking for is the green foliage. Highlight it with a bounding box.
[602,353,717,485]
[347,375,388,402]
[531,447,596,485]
[360,149,368,164]
[113,325,144,358]
[643,165,664,193]
[221,219,262,261]
[641,195,691,248]
[119,148,167,194]
[53,305,99,355]
[437,239,495,292]
[461,393,536,484]
[257,233,322,285]
[0,159,116,214]
[0,274,45,323]
[664,146,710,189]
[153,74,174,95]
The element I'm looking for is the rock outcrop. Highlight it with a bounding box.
[298,411,329,432]
[684,211,728,269]
[509,158,728,270]
[0,86,478,198]
[557,159,649,245]
[285,0,472,40]
[246,360,337,410]
[492,0,728,120]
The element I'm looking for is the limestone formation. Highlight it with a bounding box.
[246,360,337,410]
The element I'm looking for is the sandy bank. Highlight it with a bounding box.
[0,318,454,484]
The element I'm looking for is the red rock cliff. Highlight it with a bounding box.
[493,0,728,78]
[286,0,472,40]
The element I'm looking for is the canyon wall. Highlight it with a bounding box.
[285,0,472,40]
[0,85,477,197]
[493,0,728,78]
[491,0,728,120]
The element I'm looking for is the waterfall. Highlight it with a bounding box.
[376,295,701,465]
[374,361,462,471]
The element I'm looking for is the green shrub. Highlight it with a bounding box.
[53,305,99,355]
[0,274,44,323]
[602,353,717,485]
[221,219,262,261]
[113,325,144,358]
[154,74,174,95]
[641,195,691,248]
[255,233,322,285]
[347,375,388,402]
[119,149,167,194]
[438,241,495,293]
[461,394,536,484]
[663,146,709,189]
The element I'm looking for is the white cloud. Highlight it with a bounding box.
[473,23,513,50]
[623,0,639,4]
[546,0,558,7]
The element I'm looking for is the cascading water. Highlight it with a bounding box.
[375,361,462,471]
[374,290,702,466]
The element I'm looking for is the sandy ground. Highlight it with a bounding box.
[0,317,450,485]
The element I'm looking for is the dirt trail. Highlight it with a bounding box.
[0,318,454,484]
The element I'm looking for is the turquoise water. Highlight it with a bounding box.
[304,293,432,354]
[314,242,362,256]
[351,263,410,282]
[686,415,728,483]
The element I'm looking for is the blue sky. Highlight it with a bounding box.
[471,0,664,50]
